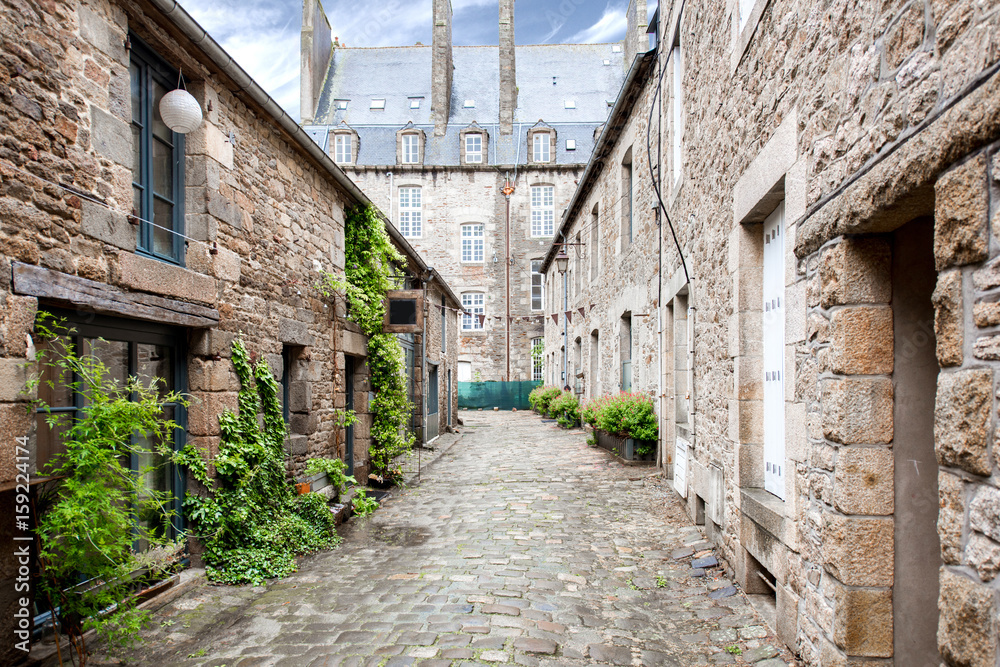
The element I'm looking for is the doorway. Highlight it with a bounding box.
[345,355,355,476]
[427,363,439,441]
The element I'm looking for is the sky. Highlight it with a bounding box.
[186,0,648,121]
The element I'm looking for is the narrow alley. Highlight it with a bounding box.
[96,413,793,667]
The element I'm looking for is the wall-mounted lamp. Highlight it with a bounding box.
[555,250,569,274]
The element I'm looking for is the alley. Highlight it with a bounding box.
[95,412,794,667]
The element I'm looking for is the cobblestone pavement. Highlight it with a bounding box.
[95,412,797,667]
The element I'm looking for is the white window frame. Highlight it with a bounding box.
[530,185,555,237]
[334,134,352,164]
[671,44,683,185]
[402,134,420,164]
[461,223,484,263]
[531,337,543,382]
[462,292,485,331]
[398,187,422,237]
[762,202,786,500]
[466,134,483,164]
[533,133,551,163]
[531,260,544,311]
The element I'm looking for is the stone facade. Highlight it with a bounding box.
[544,0,1000,664]
[0,0,457,661]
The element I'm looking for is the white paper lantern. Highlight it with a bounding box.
[159,89,203,134]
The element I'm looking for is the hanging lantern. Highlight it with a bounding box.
[159,88,203,134]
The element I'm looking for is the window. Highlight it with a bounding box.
[409,97,422,109]
[370,98,385,109]
[564,100,576,109]
[461,224,484,262]
[398,187,422,237]
[335,99,349,110]
[402,134,420,164]
[531,260,544,311]
[591,206,600,279]
[622,148,633,245]
[739,0,756,29]
[671,44,683,184]
[530,185,555,237]
[531,337,543,382]
[281,345,292,423]
[334,134,353,164]
[621,314,632,391]
[462,293,484,330]
[463,99,476,108]
[533,133,551,163]
[466,134,483,163]
[130,37,184,264]
[566,139,577,151]
[441,295,446,353]
[763,202,786,499]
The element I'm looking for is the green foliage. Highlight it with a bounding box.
[528,385,562,415]
[581,392,658,445]
[351,492,379,517]
[549,391,581,428]
[725,645,742,656]
[303,457,357,498]
[28,313,186,663]
[317,204,414,481]
[176,338,339,586]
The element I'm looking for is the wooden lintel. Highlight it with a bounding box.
[12,262,220,328]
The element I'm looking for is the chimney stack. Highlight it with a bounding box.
[499,0,517,135]
[300,0,333,124]
[431,0,454,136]
[624,0,648,68]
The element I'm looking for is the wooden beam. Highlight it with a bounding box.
[12,262,220,328]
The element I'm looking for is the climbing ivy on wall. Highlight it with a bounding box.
[176,338,339,585]
[317,204,415,481]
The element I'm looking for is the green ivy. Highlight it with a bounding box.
[317,204,414,482]
[303,456,357,499]
[175,338,339,586]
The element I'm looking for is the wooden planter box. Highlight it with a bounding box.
[594,429,656,463]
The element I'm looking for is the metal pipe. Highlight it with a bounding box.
[505,186,511,381]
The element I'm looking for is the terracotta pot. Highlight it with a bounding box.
[295,482,311,495]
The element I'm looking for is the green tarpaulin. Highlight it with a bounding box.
[458,381,541,411]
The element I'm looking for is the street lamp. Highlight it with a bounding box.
[555,250,569,389]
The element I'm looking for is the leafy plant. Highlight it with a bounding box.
[725,645,742,655]
[528,385,562,415]
[548,391,581,428]
[656,575,668,588]
[303,457,357,498]
[176,338,339,586]
[352,492,379,517]
[317,204,414,482]
[581,392,658,444]
[28,313,186,665]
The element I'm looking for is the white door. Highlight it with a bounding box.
[763,203,785,499]
[458,361,472,382]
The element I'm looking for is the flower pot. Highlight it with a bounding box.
[625,438,636,459]
[295,482,311,495]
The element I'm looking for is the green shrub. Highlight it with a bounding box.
[529,385,563,415]
[549,391,581,428]
[303,457,357,499]
[352,492,379,517]
[582,392,658,443]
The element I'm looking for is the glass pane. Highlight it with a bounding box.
[137,343,173,397]
[153,197,174,257]
[37,337,75,408]
[130,62,142,124]
[152,137,172,197]
[36,413,73,475]
[133,186,142,218]
[134,404,173,551]
[132,124,142,179]
[83,338,129,390]
[152,80,171,143]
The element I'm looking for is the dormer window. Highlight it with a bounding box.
[335,99,349,110]
[530,131,554,164]
[334,134,353,164]
[466,135,482,163]
[402,134,420,163]
[460,124,489,166]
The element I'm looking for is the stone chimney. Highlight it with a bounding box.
[300,0,333,124]
[431,0,454,137]
[624,0,648,68]
[498,0,517,135]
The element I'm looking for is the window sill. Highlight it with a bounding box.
[739,486,793,545]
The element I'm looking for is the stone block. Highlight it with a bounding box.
[0,357,32,402]
[833,447,893,515]
[831,579,893,657]
[939,471,966,564]
[206,189,242,229]
[289,381,312,413]
[290,412,318,435]
[115,251,217,306]
[821,515,894,586]
[969,484,1000,543]
[734,354,762,400]
[81,200,135,251]
[819,237,891,308]
[822,378,893,444]
[974,334,1000,360]
[279,317,314,347]
[188,358,237,392]
[932,269,964,367]
[189,329,236,358]
[966,533,1000,582]
[935,153,989,270]
[974,255,1000,291]
[938,568,997,667]
[974,301,1000,328]
[187,122,234,170]
[90,104,131,168]
[828,306,893,375]
[935,368,993,476]
[0,403,33,483]
[187,391,238,436]
[213,246,241,283]
[2,295,38,358]
[285,434,309,457]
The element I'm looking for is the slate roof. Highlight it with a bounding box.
[307,43,627,167]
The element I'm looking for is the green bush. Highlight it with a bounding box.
[582,392,658,443]
[528,385,563,415]
[549,391,581,428]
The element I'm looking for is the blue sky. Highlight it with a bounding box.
[186,0,648,121]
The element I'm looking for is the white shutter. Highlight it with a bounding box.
[762,203,786,499]
[674,436,689,497]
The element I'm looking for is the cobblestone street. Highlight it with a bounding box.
[98,412,795,667]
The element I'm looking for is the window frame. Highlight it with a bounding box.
[530,185,555,238]
[531,260,544,311]
[398,186,422,238]
[461,292,485,331]
[465,134,483,164]
[334,133,353,164]
[402,133,421,164]
[461,223,484,263]
[533,132,551,163]
[531,337,544,382]
[130,34,185,266]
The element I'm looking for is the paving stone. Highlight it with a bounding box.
[587,644,633,664]
[708,586,737,599]
[743,645,779,662]
[441,648,475,659]
[514,637,558,654]
[691,555,719,569]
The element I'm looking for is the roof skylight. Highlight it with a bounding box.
[370,99,386,109]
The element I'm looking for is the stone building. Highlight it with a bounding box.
[546,0,1000,663]
[300,0,651,383]
[0,0,458,660]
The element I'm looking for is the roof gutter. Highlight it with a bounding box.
[146,0,461,308]
[540,50,656,274]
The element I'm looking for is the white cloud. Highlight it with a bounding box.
[566,7,626,43]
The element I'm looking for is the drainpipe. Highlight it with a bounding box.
[504,176,512,381]
[387,172,394,222]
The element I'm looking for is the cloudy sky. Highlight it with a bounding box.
[186,0,648,121]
